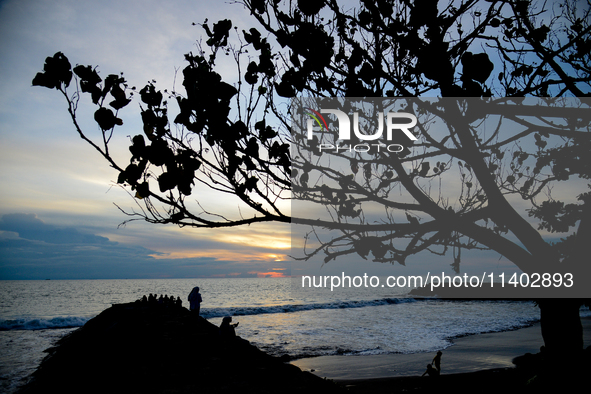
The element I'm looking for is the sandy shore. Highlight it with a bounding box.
[291,317,591,381]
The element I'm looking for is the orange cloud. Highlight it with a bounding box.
[254,271,289,278]
[148,250,286,261]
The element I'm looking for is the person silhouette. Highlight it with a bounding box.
[219,316,239,338]
[188,286,202,316]
[422,364,440,377]
[433,351,442,373]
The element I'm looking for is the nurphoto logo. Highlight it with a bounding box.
[304,106,418,154]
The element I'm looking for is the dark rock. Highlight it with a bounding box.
[19,303,344,394]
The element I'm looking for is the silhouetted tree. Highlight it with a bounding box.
[33,0,590,355]
[247,0,591,357]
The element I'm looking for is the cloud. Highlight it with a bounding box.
[0,213,110,244]
[0,213,292,280]
[0,0,295,281]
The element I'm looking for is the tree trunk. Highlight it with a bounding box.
[538,203,589,356]
[538,299,583,356]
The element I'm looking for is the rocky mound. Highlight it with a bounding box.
[19,302,343,394]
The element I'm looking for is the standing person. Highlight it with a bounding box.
[432,351,442,373]
[188,286,202,316]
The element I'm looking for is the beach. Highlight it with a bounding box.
[293,317,591,381]
[3,279,591,393]
[18,301,591,394]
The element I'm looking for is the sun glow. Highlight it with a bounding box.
[255,271,288,278]
[223,234,291,249]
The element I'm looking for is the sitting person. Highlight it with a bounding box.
[219,316,239,338]
[422,364,440,377]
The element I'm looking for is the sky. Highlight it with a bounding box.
[0,0,296,280]
[0,0,585,281]
[0,0,481,281]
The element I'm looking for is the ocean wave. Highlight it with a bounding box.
[0,316,90,331]
[201,297,417,318]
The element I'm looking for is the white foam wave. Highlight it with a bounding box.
[201,297,416,318]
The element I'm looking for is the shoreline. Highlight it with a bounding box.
[16,301,591,394]
[291,316,591,381]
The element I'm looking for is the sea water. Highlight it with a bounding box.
[1,278,586,393]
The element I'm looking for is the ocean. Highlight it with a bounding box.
[1,277,586,393]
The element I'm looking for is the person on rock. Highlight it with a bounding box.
[188,286,202,316]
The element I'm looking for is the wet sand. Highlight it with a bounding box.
[291,317,591,380]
